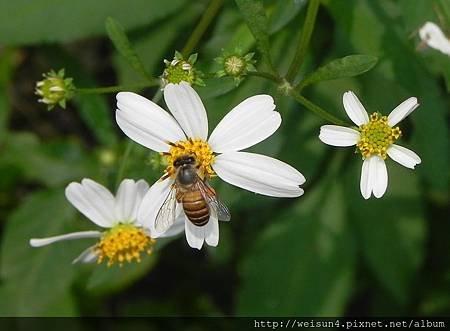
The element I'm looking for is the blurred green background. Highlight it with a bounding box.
[0,0,449,320]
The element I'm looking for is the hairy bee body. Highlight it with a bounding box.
[176,189,210,226]
[154,155,230,234]
[174,155,210,227]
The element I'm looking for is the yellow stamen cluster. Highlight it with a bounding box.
[95,224,155,267]
[357,113,402,159]
[163,138,215,178]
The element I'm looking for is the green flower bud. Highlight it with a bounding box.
[161,51,204,87]
[35,69,75,110]
[215,48,256,85]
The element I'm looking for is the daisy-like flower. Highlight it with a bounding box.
[29,179,183,266]
[116,82,305,249]
[419,22,450,56]
[319,91,421,199]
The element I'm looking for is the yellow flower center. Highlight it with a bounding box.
[357,113,402,159]
[163,138,215,179]
[95,224,155,267]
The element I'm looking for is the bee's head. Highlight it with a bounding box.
[173,155,196,168]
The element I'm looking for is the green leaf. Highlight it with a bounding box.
[345,164,426,305]
[299,55,378,89]
[86,237,175,295]
[269,0,307,34]
[105,17,154,82]
[113,5,198,85]
[73,93,118,146]
[0,48,15,143]
[86,253,156,295]
[0,189,83,316]
[237,179,356,316]
[235,0,274,70]
[0,133,94,187]
[0,0,187,46]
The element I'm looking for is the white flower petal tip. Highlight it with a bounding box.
[29,231,102,247]
[342,91,369,126]
[319,125,360,147]
[208,95,281,153]
[360,156,388,199]
[72,246,98,264]
[212,152,305,198]
[387,144,421,169]
[419,22,450,56]
[65,179,116,228]
[116,92,186,152]
[164,82,208,140]
[387,97,419,126]
[185,219,205,250]
[115,179,149,223]
[204,215,219,247]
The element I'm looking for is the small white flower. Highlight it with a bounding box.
[29,179,184,266]
[115,82,305,249]
[319,91,421,199]
[419,22,450,56]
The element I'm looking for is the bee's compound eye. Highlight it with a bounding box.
[188,157,195,163]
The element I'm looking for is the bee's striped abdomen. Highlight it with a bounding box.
[182,190,209,226]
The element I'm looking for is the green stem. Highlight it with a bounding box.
[290,91,345,125]
[182,0,224,56]
[77,81,159,94]
[247,70,282,83]
[285,0,320,83]
[115,140,133,188]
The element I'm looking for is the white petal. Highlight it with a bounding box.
[65,179,116,227]
[184,217,205,250]
[204,213,219,247]
[164,82,208,140]
[360,157,373,199]
[29,231,102,247]
[360,156,388,199]
[343,91,369,126]
[208,95,281,153]
[137,178,174,235]
[159,211,186,238]
[212,152,305,197]
[72,246,98,264]
[387,97,419,126]
[387,144,421,169]
[115,179,149,222]
[419,22,450,56]
[319,125,360,147]
[372,156,388,198]
[116,92,186,152]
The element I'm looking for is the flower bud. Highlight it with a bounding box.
[35,69,75,110]
[215,48,256,85]
[161,51,204,87]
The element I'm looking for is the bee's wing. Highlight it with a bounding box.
[154,185,178,234]
[196,178,231,222]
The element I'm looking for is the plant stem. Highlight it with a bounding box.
[285,0,320,83]
[289,91,345,125]
[77,81,159,94]
[182,0,224,56]
[115,140,133,188]
[247,70,282,83]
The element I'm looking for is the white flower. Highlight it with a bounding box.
[29,179,184,266]
[419,22,450,56]
[115,82,305,249]
[319,91,421,199]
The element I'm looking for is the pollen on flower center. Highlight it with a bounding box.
[95,224,155,267]
[357,113,402,159]
[163,138,215,179]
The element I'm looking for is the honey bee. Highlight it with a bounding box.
[155,155,231,233]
